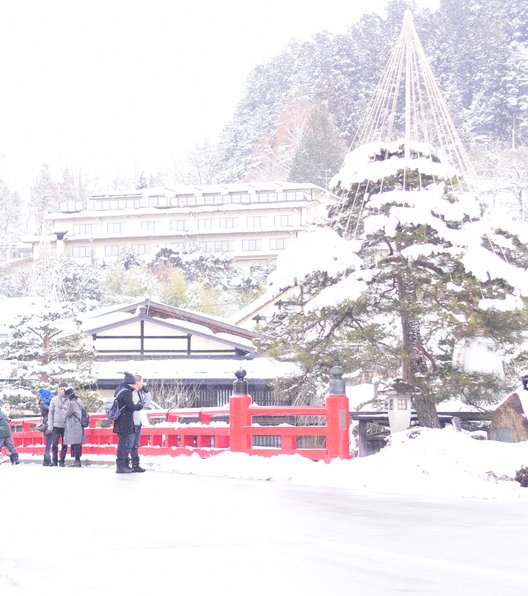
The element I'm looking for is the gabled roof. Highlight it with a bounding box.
[85,298,257,340]
[228,286,300,328]
[82,298,257,354]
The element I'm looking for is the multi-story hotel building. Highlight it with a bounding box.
[30,182,328,272]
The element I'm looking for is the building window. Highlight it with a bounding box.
[198,218,213,230]
[175,195,197,208]
[198,241,214,252]
[59,200,85,212]
[256,191,278,203]
[203,193,223,205]
[148,196,168,208]
[107,222,122,233]
[141,221,157,231]
[105,245,125,257]
[72,246,91,258]
[73,224,93,235]
[131,244,147,255]
[218,217,237,229]
[274,214,294,227]
[229,192,250,204]
[270,238,287,250]
[170,219,190,231]
[397,398,408,410]
[247,216,264,227]
[242,239,262,251]
[214,240,234,252]
[284,190,309,201]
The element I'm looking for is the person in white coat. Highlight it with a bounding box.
[63,387,85,467]
[127,374,150,473]
[47,383,69,466]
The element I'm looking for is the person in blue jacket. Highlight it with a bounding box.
[0,408,20,465]
[38,388,53,466]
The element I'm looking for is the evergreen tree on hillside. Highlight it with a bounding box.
[288,104,347,187]
[215,0,528,182]
[0,178,23,245]
[30,164,60,234]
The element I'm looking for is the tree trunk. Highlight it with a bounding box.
[397,272,441,428]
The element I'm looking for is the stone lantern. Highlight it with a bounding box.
[379,378,420,433]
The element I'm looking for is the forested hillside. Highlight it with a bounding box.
[215,0,528,189]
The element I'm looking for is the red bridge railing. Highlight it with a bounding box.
[8,391,350,462]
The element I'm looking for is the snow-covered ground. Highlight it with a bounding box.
[3,428,528,595]
[127,427,528,501]
[5,426,528,501]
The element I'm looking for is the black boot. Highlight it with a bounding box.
[131,460,145,473]
[10,453,20,465]
[116,458,133,474]
[43,456,52,467]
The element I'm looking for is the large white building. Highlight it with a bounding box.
[28,182,328,272]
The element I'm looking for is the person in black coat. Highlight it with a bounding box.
[113,372,144,474]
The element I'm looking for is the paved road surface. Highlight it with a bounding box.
[2,464,528,595]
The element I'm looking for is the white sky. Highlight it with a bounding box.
[0,0,437,193]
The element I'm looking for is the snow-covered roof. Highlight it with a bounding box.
[82,299,256,341]
[91,357,300,382]
[227,286,300,327]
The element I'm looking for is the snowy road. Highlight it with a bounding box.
[2,464,528,595]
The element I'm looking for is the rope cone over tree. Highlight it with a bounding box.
[259,12,528,427]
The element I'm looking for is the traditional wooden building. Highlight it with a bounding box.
[81,298,298,407]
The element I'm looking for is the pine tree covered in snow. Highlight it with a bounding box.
[261,141,528,426]
[0,302,98,413]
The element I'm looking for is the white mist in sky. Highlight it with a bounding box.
[0,0,438,192]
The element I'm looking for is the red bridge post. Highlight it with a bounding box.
[325,366,351,460]
[229,369,252,452]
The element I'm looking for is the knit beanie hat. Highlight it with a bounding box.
[64,387,76,399]
[123,371,136,384]
[38,388,52,404]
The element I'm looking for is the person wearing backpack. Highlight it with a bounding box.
[113,371,144,474]
[0,407,19,464]
[63,387,85,467]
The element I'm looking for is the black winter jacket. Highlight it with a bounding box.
[39,401,50,426]
[112,383,143,435]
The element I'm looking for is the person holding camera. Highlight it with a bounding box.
[127,374,151,473]
[47,382,70,466]
[113,372,144,474]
